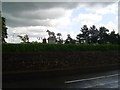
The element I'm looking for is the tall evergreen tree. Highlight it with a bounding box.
[76,25,89,44]
[98,27,109,44]
[89,25,99,44]
[2,17,7,43]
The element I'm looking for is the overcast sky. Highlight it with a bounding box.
[2,2,118,43]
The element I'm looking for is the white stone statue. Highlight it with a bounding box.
[46,30,55,37]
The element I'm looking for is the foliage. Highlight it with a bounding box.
[2,17,7,43]
[18,34,29,43]
[42,38,47,43]
[2,44,119,52]
[76,25,120,44]
[56,33,63,44]
[76,25,89,44]
[65,34,76,44]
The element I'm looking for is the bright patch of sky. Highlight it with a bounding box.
[102,14,116,24]
[71,7,88,18]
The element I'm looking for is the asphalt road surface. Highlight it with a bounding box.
[3,69,119,88]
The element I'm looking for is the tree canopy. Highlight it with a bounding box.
[18,34,29,44]
[2,17,8,43]
[76,25,120,44]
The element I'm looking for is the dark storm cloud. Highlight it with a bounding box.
[5,17,52,27]
[2,2,111,14]
[2,2,113,27]
[2,2,80,11]
[2,2,80,27]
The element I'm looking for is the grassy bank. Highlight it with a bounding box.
[2,44,120,52]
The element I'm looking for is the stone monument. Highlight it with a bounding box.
[46,30,56,44]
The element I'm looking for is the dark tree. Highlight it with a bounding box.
[117,33,120,44]
[108,31,120,44]
[2,17,8,43]
[42,38,47,43]
[109,31,117,44]
[76,25,89,44]
[56,33,63,44]
[18,34,29,43]
[65,34,76,44]
[76,34,84,44]
[98,27,109,44]
[89,25,99,44]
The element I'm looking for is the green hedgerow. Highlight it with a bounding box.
[2,43,120,52]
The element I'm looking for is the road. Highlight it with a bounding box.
[3,69,119,88]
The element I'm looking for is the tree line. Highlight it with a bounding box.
[2,17,120,44]
[65,25,120,44]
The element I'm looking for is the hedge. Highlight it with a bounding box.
[2,44,120,52]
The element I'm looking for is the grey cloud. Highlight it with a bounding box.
[2,2,112,14]
[2,2,80,11]
[2,2,80,27]
[19,9,66,20]
[2,2,113,27]
[86,2,113,7]
[5,16,52,27]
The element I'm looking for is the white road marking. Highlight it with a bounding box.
[64,74,119,84]
[82,81,118,88]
